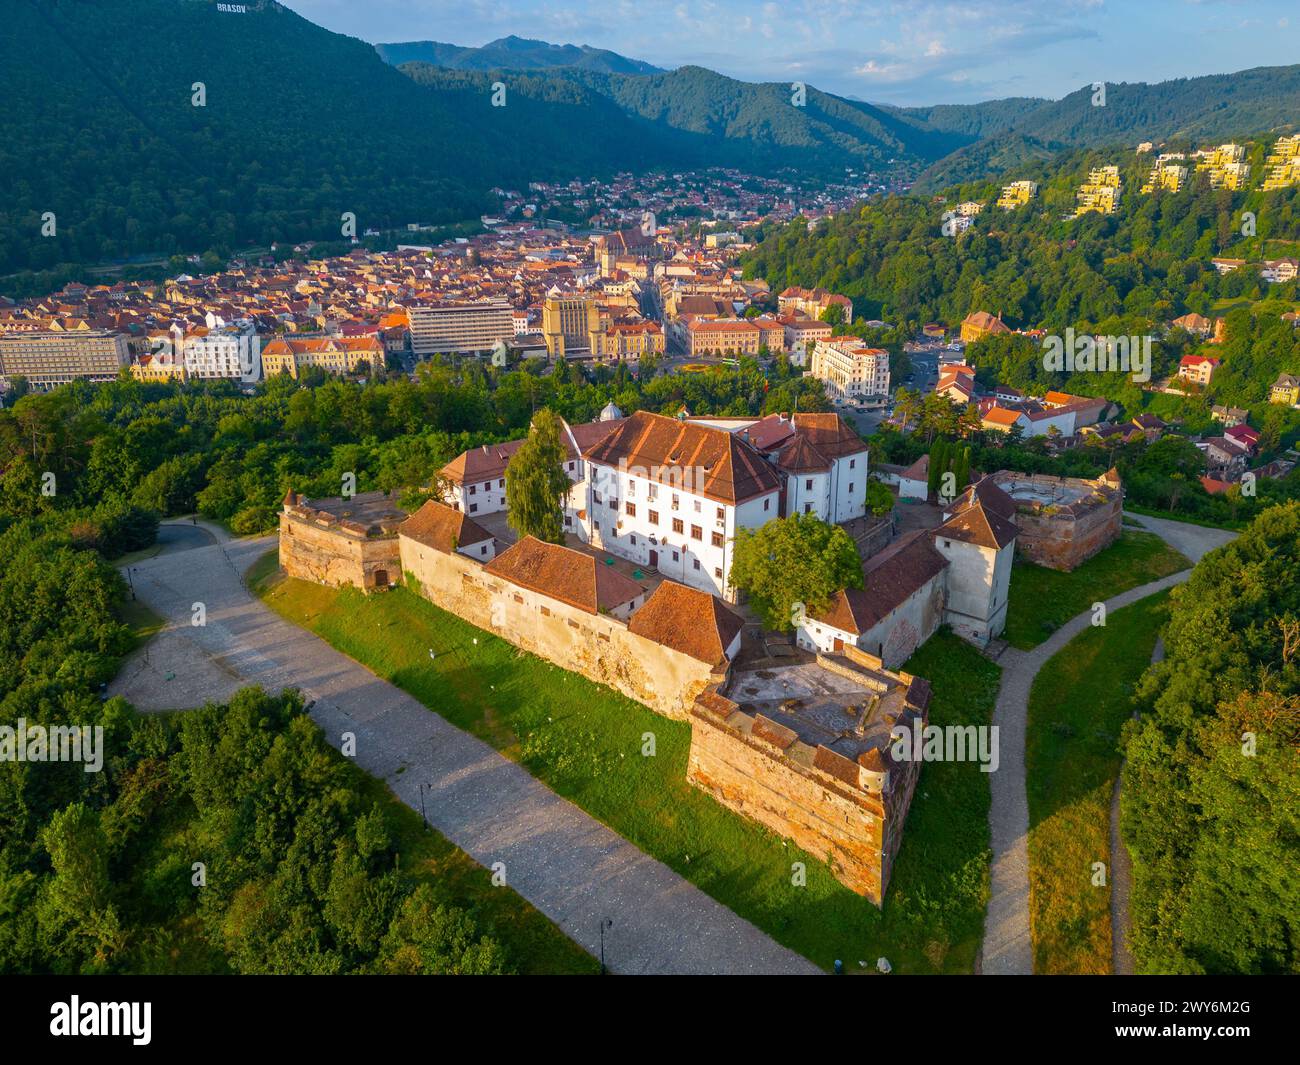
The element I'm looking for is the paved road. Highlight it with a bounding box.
[980,513,1235,975]
[110,535,821,975]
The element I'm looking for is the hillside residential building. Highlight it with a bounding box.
[409,300,515,356]
[1263,134,1300,191]
[0,329,131,391]
[996,180,1037,210]
[1261,258,1299,285]
[1178,353,1220,387]
[960,311,1010,343]
[809,336,891,398]
[1075,166,1122,216]
[1270,373,1300,406]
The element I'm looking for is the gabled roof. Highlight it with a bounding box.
[812,532,949,635]
[582,410,782,505]
[936,498,1018,551]
[950,477,1017,523]
[441,439,525,485]
[484,536,644,615]
[400,500,494,553]
[790,412,867,461]
[627,582,744,667]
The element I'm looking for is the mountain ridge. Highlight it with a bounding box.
[375,35,666,75]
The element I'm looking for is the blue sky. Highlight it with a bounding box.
[282,0,1300,105]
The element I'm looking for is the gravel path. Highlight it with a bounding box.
[110,535,820,975]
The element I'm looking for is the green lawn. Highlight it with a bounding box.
[252,550,999,973]
[1003,531,1187,650]
[1025,592,1170,974]
[118,596,166,645]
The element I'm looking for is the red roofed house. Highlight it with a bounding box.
[1178,354,1221,388]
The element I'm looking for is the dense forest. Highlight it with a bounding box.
[914,65,1300,191]
[10,0,1300,290]
[1123,504,1300,974]
[744,144,1300,334]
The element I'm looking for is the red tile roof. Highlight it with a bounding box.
[627,582,744,666]
[484,536,643,615]
[583,410,782,505]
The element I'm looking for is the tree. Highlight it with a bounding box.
[1123,502,1300,974]
[504,408,570,544]
[865,479,895,517]
[954,445,972,491]
[729,513,863,630]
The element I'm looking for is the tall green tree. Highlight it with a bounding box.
[1122,502,1300,974]
[729,513,863,630]
[504,409,571,544]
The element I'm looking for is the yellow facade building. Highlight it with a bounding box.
[260,336,381,379]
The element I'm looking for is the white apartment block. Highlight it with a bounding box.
[809,336,891,398]
[409,300,515,355]
[182,320,261,383]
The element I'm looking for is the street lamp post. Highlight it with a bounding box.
[417,782,431,831]
[598,918,613,975]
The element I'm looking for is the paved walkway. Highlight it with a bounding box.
[109,535,820,975]
[980,511,1235,975]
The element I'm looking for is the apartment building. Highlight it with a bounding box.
[181,320,262,382]
[1263,134,1300,191]
[1141,160,1187,193]
[0,329,130,391]
[260,335,381,379]
[996,180,1037,210]
[809,335,891,398]
[409,300,514,356]
[1075,166,1121,216]
[541,293,598,357]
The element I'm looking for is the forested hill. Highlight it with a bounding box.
[916,66,1300,191]
[0,0,970,282]
[375,35,666,75]
[399,63,971,176]
[741,139,1300,410]
[744,135,1300,327]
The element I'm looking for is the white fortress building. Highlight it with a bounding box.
[440,408,871,602]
